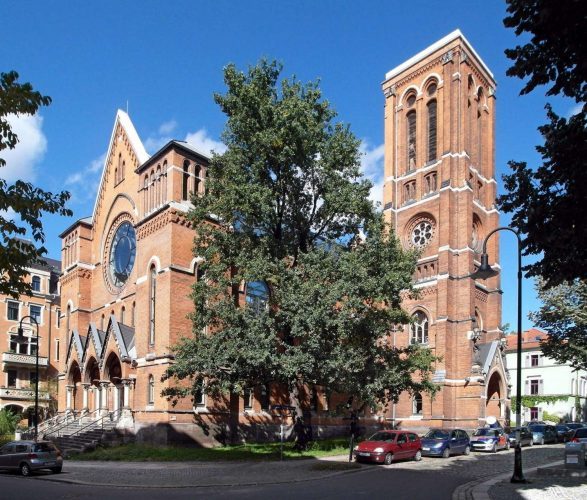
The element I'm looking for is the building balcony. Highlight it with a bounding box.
[2,352,49,368]
[0,387,51,401]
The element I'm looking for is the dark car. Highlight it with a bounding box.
[421,428,470,458]
[0,440,63,476]
[506,427,534,447]
[470,427,509,452]
[354,430,422,465]
[527,424,557,445]
[555,424,573,443]
[565,423,586,431]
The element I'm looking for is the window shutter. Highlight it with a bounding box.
[525,379,529,395]
[525,355,530,368]
[539,379,544,395]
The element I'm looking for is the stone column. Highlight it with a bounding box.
[100,381,110,416]
[65,385,73,413]
[121,379,131,409]
[81,383,90,416]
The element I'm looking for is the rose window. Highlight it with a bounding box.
[411,221,434,248]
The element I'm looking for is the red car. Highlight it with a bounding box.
[354,430,422,464]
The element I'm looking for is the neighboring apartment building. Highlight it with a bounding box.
[381,29,507,430]
[505,328,587,423]
[0,255,62,425]
[57,29,506,445]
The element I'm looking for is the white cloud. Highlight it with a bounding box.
[1,114,48,183]
[359,140,385,207]
[65,152,106,206]
[185,128,226,155]
[144,135,172,154]
[158,120,177,135]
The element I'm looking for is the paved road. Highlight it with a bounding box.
[0,444,566,500]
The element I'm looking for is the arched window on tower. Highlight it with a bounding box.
[406,110,417,171]
[477,88,484,172]
[121,160,125,181]
[148,375,155,405]
[120,306,125,325]
[143,175,149,214]
[131,301,136,327]
[149,265,157,345]
[245,281,269,315]
[194,165,201,195]
[66,304,71,340]
[427,100,437,162]
[182,160,190,201]
[410,311,429,345]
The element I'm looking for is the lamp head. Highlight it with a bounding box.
[471,253,499,280]
[16,325,25,342]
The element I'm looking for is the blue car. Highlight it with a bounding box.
[421,428,471,458]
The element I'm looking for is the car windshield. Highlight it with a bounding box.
[368,431,395,442]
[424,429,449,439]
[529,425,545,432]
[574,429,587,438]
[556,425,569,431]
[473,428,495,436]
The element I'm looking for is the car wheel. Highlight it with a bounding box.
[414,450,422,462]
[464,446,471,456]
[491,443,497,453]
[506,441,510,451]
[442,447,450,459]
[384,453,393,465]
[51,466,62,474]
[20,463,31,477]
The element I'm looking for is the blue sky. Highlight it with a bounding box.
[1,0,575,331]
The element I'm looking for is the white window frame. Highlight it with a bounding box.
[6,300,20,322]
[29,303,43,326]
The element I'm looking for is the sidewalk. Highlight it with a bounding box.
[35,454,365,489]
[464,461,587,500]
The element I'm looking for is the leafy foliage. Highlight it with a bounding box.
[0,408,20,435]
[498,0,587,287]
[511,394,570,410]
[530,279,587,370]
[164,60,437,412]
[0,71,72,297]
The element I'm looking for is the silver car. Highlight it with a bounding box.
[0,440,63,476]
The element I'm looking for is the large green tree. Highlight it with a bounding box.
[0,71,71,297]
[164,60,437,415]
[498,0,587,287]
[531,279,587,371]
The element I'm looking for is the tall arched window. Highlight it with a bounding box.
[410,311,429,344]
[149,265,157,345]
[412,393,423,415]
[149,171,155,211]
[246,281,269,315]
[120,306,125,325]
[148,375,155,405]
[100,314,105,331]
[131,301,136,327]
[427,100,437,162]
[143,175,149,214]
[121,160,125,181]
[477,88,484,173]
[406,111,417,171]
[156,166,162,207]
[182,160,190,200]
[194,165,201,194]
[66,304,71,339]
[117,153,122,183]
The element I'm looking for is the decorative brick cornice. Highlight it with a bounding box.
[136,210,171,241]
[393,55,445,89]
[475,289,488,303]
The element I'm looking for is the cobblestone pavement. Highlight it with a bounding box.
[33,443,566,495]
[488,473,587,500]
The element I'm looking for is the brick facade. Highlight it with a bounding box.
[381,30,508,431]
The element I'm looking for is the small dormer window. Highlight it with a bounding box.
[32,276,41,292]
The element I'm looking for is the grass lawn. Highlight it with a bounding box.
[69,438,353,462]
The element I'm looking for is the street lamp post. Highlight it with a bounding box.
[17,315,40,441]
[471,226,527,484]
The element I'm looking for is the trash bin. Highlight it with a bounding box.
[564,442,587,469]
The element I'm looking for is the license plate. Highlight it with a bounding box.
[357,452,370,457]
[422,447,430,451]
[44,462,55,466]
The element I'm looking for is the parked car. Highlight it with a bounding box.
[354,430,422,464]
[527,424,557,445]
[470,427,509,453]
[421,428,470,458]
[555,424,573,443]
[569,427,587,443]
[565,423,586,431]
[506,427,534,447]
[0,440,63,476]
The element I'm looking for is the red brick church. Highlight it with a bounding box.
[55,29,508,444]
